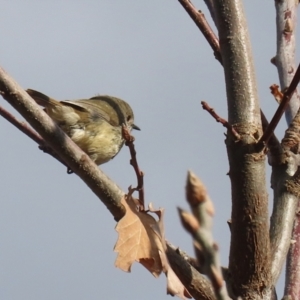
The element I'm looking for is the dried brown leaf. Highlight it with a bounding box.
[270,84,284,104]
[148,202,166,247]
[114,194,164,277]
[149,206,191,299]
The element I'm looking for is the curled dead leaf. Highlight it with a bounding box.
[114,193,164,277]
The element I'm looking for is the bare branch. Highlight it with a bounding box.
[166,243,200,271]
[0,105,70,168]
[260,110,282,165]
[269,165,298,285]
[274,111,300,294]
[269,88,300,287]
[178,0,222,64]
[267,2,300,293]
[0,67,126,221]
[274,0,300,124]
[0,104,43,144]
[213,0,271,298]
[284,203,300,299]
[166,242,216,300]
[201,101,240,139]
[122,125,145,207]
[269,110,300,288]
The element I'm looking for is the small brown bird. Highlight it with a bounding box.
[27,89,140,165]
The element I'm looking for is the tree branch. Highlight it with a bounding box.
[0,104,42,144]
[274,108,300,293]
[274,0,300,125]
[201,101,240,139]
[272,2,300,298]
[122,125,145,207]
[166,243,216,300]
[177,0,222,64]
[213,0,271,298]
[269,162,298,285]
[260,110,282,165]
[284,201,300,299]
[0,104,69,168]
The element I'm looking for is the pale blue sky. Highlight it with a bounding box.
[0,1,294,299]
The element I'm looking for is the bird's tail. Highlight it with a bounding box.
[26,89,60,107]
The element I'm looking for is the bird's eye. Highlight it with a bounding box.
[127,115,132,121]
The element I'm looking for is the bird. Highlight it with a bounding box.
[26,89,140,165]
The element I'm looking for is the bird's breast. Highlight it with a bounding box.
[68,122,124,165]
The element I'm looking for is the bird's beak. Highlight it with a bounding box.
[132,124,141,131]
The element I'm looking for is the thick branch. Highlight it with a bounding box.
[0,67,126,221]
[166,243,216,300]
[274,0,300,125]
[267,93,300,297]
[266,2,300,290]
[214,0,271,298]
[273,107,300,292]
[284,201,300,299]
[269,163,298,285]
[273,2,300,297]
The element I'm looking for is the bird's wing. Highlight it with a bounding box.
[60,96,118,126]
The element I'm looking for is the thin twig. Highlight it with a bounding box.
[178,0,222,64]
[0,104,43,144]
[259,62,300,146]
[201,101,240,140]
[260,110,282,161]
[122,125,145,207]
[0,104,68,168]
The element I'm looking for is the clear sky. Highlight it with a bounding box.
[0,1,294,299]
